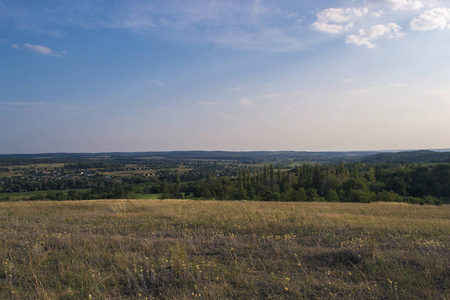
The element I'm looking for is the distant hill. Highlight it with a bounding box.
[360,150,450,164]
[0,151,376,165]
[1,150,449,165]
[108,151,378,162]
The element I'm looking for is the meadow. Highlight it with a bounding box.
[0,190,91,202]
[0,200,448,299]
[0,191,161,202]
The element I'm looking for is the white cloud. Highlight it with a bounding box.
[238,97,252,107]
[310,22,354,34]
[2,1,446,53]
[310,7,368,34]
[317,7,369,23]
[382,0,425,11]
[410,8,450,30]
[371,23,405,38]
[11,43,20,49]
[346,23,405,48]
[346,33,376,48]
[24,43,53,55]
[23,43,65,56]
[309,1,442,46]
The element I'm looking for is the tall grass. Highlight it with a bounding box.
[0,200,448,299]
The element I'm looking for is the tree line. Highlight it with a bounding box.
[161,163,449,205]
[1,162,449,205]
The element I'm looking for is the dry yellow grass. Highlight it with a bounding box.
[0,200,449,299]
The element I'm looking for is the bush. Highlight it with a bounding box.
[306,188,322,202]
[422,195,442,206]
[375,190,403,203]
[346,189,375,203]
[325,189,339,202]
[403,196,442,205]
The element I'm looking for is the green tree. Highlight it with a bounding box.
[306,188,321,202]
[325,189,339,202]
[175,173,181,198]
[270,164,274,191]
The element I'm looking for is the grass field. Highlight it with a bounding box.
[0,163,65,177]
[0,189,90,201]
[0,200,448,299]
[133,193,163,200]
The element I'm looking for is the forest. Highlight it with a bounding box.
[0,150,449,204]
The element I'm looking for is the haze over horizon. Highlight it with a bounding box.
[2,0,450,154]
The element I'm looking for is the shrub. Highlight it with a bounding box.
[376,190,403,202]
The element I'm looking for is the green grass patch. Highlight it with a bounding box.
[133,193,163,200]
[0,189,90,201]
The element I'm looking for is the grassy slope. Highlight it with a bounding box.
[0,200,448,299]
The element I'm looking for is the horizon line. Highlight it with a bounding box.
[1,148,450,156]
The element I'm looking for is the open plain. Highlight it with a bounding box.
[0,200,448,299]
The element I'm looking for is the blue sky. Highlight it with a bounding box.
[1,0,450,154]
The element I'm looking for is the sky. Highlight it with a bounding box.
[1,0,450,154]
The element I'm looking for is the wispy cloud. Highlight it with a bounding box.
[24,43,53,54]
[342,78,363,84]
[145,79,165,87]
[0,0,309,52]
[216,112,235,121]
[23,43,65,56]
[1,0,448,53]
[348,83,407,95]
[424,90,450,96]
[0,101,46,112]
[2,101,47,106]
[238,97,253,107]
[227,86,245,92]
[284,103,299,113]
[372,10,384,18]
[258,90,302,99]
[195,101,223,106]
[348,87,378,95]
[0,101,84,113]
